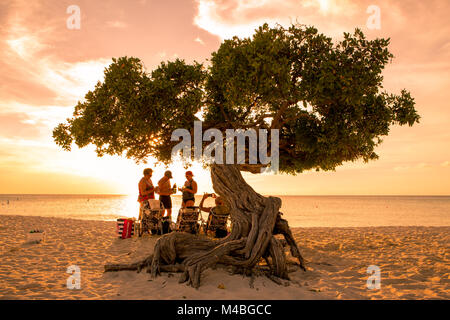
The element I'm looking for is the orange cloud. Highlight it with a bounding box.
[4,30,111,105]
[193,0,360,39]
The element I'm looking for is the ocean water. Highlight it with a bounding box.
[0,194,449,227]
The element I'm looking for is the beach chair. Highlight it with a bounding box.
[138,199,165,236]
[204,207,230,238]
[176,206,202,234]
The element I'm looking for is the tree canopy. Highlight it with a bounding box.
[53,23,419,174]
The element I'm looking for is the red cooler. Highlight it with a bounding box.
[117,218,134,239]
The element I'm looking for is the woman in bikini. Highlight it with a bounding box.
[179,170,197,208]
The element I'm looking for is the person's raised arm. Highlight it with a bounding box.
[199,193,212,213]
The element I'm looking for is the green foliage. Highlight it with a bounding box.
[54,57,205,163]
[53,24,420,173]
[204,24,419,173]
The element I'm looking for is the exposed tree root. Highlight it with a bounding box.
[104,255,153,273]
[273,213,306,271]
[104,164,308,288]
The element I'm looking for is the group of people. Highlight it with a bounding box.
[138,168,228,222]
[138,168,197,220]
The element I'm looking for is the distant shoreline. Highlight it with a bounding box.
[1,194,450,197]
[1,195,448,227]
[1,213,450,227]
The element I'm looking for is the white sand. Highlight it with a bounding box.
[0,215,448,300]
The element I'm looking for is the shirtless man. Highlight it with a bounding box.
[158,170,175,220]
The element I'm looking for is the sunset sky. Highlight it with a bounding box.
[0,0,449,195]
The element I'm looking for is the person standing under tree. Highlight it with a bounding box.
[158,170,175,221]
[138,168,155,220]
[179,170,197,207]
[138,168,155,202]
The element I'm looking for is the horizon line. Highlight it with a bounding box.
[1,193,449,197]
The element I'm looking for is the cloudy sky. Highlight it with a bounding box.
[0,0,449,195]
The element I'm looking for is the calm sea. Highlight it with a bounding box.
[0,194,449,227]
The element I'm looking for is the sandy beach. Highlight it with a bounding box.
[0,215,448,300]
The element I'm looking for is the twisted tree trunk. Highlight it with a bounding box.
[105,164,305,288]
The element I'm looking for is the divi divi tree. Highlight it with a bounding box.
[53,24,419,287]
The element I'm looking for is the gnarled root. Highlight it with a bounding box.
[104,255,153,273]
[179,238,247,288]
[273,213,306,271]
[266,236,289,279]
[150,232,218,278]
